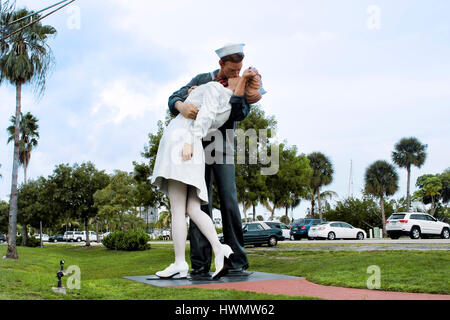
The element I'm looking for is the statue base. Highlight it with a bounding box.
[124,272,301,288]
[52,287,67,294]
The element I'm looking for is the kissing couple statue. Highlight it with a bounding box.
[150,43,265,280]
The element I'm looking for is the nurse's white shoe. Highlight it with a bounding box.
[212,244,234,279]
[156,262,189,279]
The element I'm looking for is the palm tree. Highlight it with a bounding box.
[7,112,39,183]
[391,137,427,211]
[0,8,56,259]
[320,190,338,212]
[157,210,172,238]
[365,160,399,237]
[307,152,334,220]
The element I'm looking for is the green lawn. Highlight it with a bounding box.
[0,243,448,300]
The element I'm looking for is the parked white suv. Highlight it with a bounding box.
[64,231,98,242]
[64,231,83,242]
[33,234,49,242]
[386,212,450,239]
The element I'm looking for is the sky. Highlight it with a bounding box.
[0,0,449,221]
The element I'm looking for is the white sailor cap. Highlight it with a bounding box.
[215,43,245,59]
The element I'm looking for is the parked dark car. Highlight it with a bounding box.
[49,235,65,242]
[264,221,291,239]
[0,234,7,243]
[219,222,284,247]
[290,218,325,240]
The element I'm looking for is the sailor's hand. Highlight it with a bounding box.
[182,143,193,161]
[181,103,199,120]
[175,101,199,120]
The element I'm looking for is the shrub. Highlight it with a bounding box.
[102,229,150,251]
[16,236,41,247]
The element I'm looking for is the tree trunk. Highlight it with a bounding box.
[406,165,411,211]
[119,214,125,231]
[21,224,27,246]
[6,82,22,260]
[252,204,256,222]
[285,206,288,217]
[96,219,99,243]
[270,208,275,221]
[85,219,90,247]
[310,197,315,219]
[430,196,436,216]
[242,203,248,223]
[380,197,386,237]
[40,220,43,248]
[317,188,323,220]
[24,159,28,184]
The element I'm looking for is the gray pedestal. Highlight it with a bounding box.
[124,272,301,288]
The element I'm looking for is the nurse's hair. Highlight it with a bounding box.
[228,70,263,104]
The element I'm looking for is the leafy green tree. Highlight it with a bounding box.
[141,110,173,172]
[364,160,399,236]
[391,137,427,210]
[133,110,175,214]
[324,196,382,231]
[263,144,312,220]
[235,105,277,221]
[71,163,110,246]
[156,210,171,230]
[414,174,443,216]
[307,152,334,219]
[0,8,56,259]
[94,171,137,232]
[387,196,408,213]
[439,169,450,205]
[133,161,167,214]
[47,164,77,233]
[17,177,49,246]
[7,112,39,183]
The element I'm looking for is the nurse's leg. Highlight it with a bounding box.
[186,186,222,255]
[167,179,188,266]
[189,163,214,271]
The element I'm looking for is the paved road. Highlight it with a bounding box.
[2,239,449,250]
[287,238,450,244]
[148,238,450,251]
[268,238,450,251]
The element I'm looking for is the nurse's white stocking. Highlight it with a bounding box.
[167,179,188,266]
